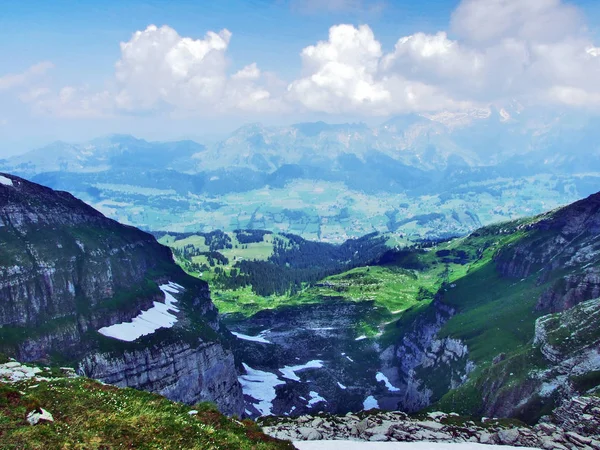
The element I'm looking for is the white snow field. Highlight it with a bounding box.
[97,282,182,342]
[238,363,286,416]
[294,442,541,450]
[231,331,272,344]
[0,175,13,186]
[279,360,324,381]
[307,390,327,407]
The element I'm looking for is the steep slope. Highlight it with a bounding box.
[0,358,291,449]
[382,192,600,421]
[0,173,243,415]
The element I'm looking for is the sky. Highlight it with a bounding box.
[1,0,600,155]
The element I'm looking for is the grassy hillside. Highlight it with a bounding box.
[157,229,390,316]
[0,360,292,450]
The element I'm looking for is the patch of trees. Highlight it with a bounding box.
[203,230,233,251]
[215,232,389,296]
[435,249,469,265]
[234,229,273,244]
[152,230,232,251]
[172,247,229,267]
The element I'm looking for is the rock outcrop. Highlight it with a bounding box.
[495,192,600,313]
[385,301,474,413]
[79,340,243,416]
[0,173,243,415]
[537,267,600,312]
[464,298,600,422]
[261,404,600,448]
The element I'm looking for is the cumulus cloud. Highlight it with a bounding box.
[289,0,600,114]
[20,0,600,119]
[29,25,285,118]
[286,25,392,114]
[0,62,54,91]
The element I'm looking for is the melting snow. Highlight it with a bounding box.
[232,331,272,344]
[307,391,327,407]
[363,395,379,410]
[0,175,13,186]
[97,282,181,342]
[238,363,285,416]
[337,382,347,390]
[355,335,367,341]
[376,372,400,392]
[279,360,324,381]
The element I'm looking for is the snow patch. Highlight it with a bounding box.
[232,331,272,344]
[97,283,181,342]
[0,175,13,186]
[238,363,285,416]
[355,335,367,341]
[279,360,324,381]
[337,382,347,390]
[363,395,379,410]
[307,390,327,407]
[376,372,400,392]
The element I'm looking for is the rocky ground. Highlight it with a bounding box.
[0,360,78,384]
[261,398,600,449]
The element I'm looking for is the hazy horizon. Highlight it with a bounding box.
[2,0,600,155]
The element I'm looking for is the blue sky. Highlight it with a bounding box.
[1,0,600,155]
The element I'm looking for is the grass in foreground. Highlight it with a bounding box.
[0,376,293,450]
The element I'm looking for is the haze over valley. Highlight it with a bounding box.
[3,107,599,242]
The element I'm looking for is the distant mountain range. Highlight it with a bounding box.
[1,109,599,240]
[5,107,600,175]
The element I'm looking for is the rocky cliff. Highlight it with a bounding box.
[0,173,243,415]
[384,301,474,413]
[495,191,600,312]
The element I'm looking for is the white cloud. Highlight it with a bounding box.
[19,0,600,119]
[0,62,54,91]
[286,24,392,114]
[30,25,284,118]
[450,0,583,44]
[289,0,600,113]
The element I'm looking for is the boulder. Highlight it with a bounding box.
[298,427,322,440]
[497,428,520,445]
[26,408,54,426]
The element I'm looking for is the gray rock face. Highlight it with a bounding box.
[537,268,600,313]
[475,298,600,421]
[79,341,243,416]
[495,191,600,312]
[0,174,243,415]
[389,301,474,412]
[550,396,600,437]
[229,296,474,418]
[227,300,385,417]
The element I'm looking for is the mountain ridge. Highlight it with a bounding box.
[0,173,244,415]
